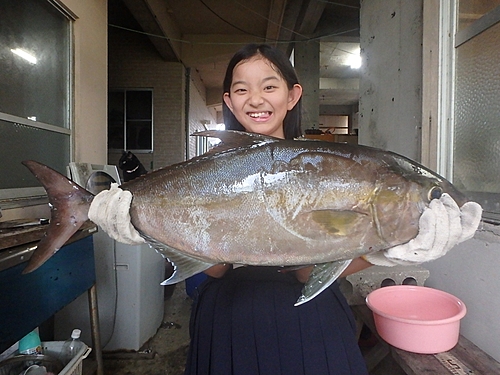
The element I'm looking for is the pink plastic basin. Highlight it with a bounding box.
[366,285,467,354]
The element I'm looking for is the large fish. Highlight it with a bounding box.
[22,130,471,305]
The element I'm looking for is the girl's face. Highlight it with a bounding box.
[223,56,302,139]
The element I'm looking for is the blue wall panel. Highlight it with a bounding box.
[0,236,95,353]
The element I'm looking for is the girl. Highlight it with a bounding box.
[85,43,480,375]
[184,44,371,375]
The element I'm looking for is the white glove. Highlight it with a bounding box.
[364,193,482,267]
[88,183,145,245]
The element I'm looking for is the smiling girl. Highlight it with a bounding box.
[184,44,370,375]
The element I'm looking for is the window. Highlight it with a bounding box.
[196,135,210,157]
[450,2,500,222]
[318,115,349,134]
[0,0,72,205]
[108,89,153,151]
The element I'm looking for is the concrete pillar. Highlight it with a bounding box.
[294,41,320,130]
[359,0,423,158]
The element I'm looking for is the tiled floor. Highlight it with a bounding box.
[100,282,405,375]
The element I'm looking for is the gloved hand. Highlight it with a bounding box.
[364,193,482,267]
[88,183,145,245]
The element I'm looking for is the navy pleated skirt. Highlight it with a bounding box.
[184,266,368,375]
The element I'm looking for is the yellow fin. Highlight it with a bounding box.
[310,210,364,235]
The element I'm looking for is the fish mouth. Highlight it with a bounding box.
[247,111,272,122]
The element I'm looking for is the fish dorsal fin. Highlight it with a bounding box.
[141,232,215,285]
[295,259,352,306]
[192,130,279,155]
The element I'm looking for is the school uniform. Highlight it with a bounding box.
[184,266,369,375]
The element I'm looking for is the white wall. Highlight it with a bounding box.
[62,0,108,164]
[425,227,500,361]
[360,0,500,362]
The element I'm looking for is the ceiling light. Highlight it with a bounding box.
[347,49,361,69]
[11,48,37,64]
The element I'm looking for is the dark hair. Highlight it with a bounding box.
[223,44,302,139]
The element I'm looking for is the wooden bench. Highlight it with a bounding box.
[352,304,500,374]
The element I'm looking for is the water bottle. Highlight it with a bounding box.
[61,329,82,365]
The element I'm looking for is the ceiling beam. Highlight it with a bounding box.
[122,0,182,61]
[276,0,304,56]
[265,0,288,47]
[275,0,326,57]
[297,0,326,36]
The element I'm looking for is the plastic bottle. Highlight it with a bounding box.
[61,329,82,365]
[19,329,42,355]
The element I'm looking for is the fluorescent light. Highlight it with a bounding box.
[11,48,37,64]
[347,49,361,69]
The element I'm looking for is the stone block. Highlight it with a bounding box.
[339,265,430,305]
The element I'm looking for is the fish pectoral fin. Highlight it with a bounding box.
[161,254,214,285]
[310,210,365,235]
[141,233,215,285]
[295,260,352,306]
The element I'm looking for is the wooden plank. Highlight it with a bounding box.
[392,349,446,375]
[364,341,390,372]
[0,220,96,251]
[352,304,500,374]
[0,224,49,250]
[392,332,500,374]
[0,221,97,272]
[448,336,500,373]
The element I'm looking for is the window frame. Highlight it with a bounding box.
[0,0,74,209]
[426,1,500,223]
[108,88,154,153]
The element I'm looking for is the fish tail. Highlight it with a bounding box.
[21,160,94,274]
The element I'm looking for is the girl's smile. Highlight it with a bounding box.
[223,56,302,138]
[248,111,271,121]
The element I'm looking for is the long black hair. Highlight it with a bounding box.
[223,44,302,140]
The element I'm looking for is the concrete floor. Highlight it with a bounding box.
[102,283,192,375]
[100,282,405,375]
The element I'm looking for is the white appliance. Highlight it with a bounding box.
[55,163,165,351]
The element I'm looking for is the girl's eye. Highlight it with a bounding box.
[264,85,276,90]
[234,88,247,93]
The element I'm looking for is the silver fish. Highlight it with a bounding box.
[22,130,469,305]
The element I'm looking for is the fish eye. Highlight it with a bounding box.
[428,186,443,201]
